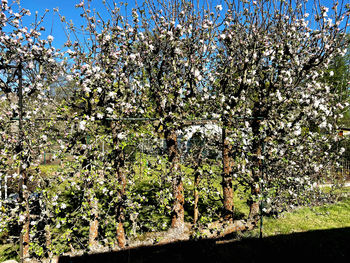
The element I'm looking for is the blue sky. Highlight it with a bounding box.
[18,0,225,49]
[19,0,119,49]
[18,0,346,50]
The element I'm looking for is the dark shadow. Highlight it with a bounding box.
[58,227,350,263]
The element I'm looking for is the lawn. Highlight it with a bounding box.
[255,189,350,237]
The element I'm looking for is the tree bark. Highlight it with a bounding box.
[81,142,100,249]
[165,128,184,230]
[193,146,204,225]
[248,183,260,221]
[110,123,126,248]
[17,63,30,262]
[222,127,234,220]
[45,224,52,258]
[248,118,262,221]
[18,169,30,260]
[116,168,126,248]
[22,192,30,261]
[88,190,99,249]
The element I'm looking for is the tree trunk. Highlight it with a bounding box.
[88,190,99,249]
[116,169,126,248]
[17,63,30,262]
[248,182,260,221]
[222,127,234,220]
[165,128,184,230]
[116,221,126,248]
[110,123,127,248]
[45,224,52,258]
[248,118,262,222]
[22,194,30,261]
[18,157,30,261]
[81,144,100,249]
[19,169,30,260]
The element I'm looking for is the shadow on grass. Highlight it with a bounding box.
[58,227,350,263]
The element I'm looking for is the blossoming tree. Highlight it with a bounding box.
[0,0,60,259]
[136,0,219,230]
[1,0,349,260]
[215,0,349,220]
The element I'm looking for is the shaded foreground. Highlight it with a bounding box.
[58,227,350,263]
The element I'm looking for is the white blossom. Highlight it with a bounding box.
[216,5,223,11]
[79,120,86,130]
[47,35,54,42]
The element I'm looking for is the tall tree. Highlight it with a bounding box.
[60,0,145,248]
[0,0,59,260]
[216,0,349,221]
[137,0,218,230]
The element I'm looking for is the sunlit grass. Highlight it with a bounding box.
[0,244,19,262]
[255,190,350,237]
[39,164,60,176]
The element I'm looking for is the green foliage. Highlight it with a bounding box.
[323,35,350,127]
[39,164,60,176]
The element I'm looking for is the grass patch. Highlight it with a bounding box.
[0,244,19,262]
[39,164,60,176]
[257,191,350,237]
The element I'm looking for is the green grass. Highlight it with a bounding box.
[257,192,350,237]
[39,164,60,176]
[0,244,19,262]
